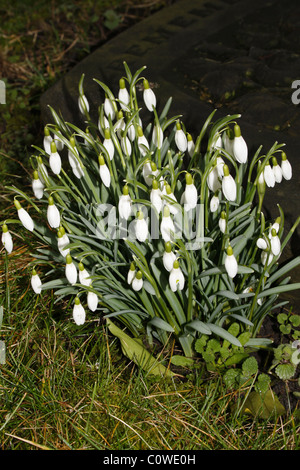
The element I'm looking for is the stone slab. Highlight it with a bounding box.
[40,0,300,305]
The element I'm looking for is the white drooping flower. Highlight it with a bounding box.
[103,128,115,160]
[132,270,144,292]
[163,242,177,272]
[175,121,187,152]
[118,185,132,220]
[78,262,92,287]
[121,132,132,156]
[223,128,234,155]
[272,157,282,183]
[31,269,42,294]
[222,165,236,202]
[65,254,78,285]
[32,170,45,199]
[49,141,62,175]
[216,156,225,178]
[182,172,198,211]
[143,161,159,186]
[87,291,98,312]
[43,126,53,154]
[37,156,49,184]
[152,123,163,149]
[68,137,84,179]
[14,200,34,232]
[163,183,179,215]
[232,124,248,163]
[256,237,268,250]
[207,165,221,193]
[57,227,70,257]
[270,228,281,256]
[73,297,86,325]
[114,110,125,138]
[135,211,148,242]
[263,162,275,188]
[99,155,111,188]
[127,262,136,285]
[212,133,222,150]
[118,78,130,111]
[160,206,175,242]
[261,250,274,266]
[169,259,185,292]
[281,151,292,180]
[219,211,226,234]
[1,224,13,254]
[78,94,89,115]
[47,196,61,229]
[225,245,238,279]
[137,126,150,156]
[187,133,195,156]
[210,194,220,213]
[127,122,135,141]
[150,180,163,214]
[104,96,116,120]
[143,79,156,111]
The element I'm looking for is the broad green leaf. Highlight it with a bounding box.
[185,320,212,335]
[148,317,175,332]
[239,390,285,419]
[257,282,300,298]
[106,319,175,377]
[170,355,195,367]
[207,323,242,347]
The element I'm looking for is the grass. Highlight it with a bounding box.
[0,0,299,451]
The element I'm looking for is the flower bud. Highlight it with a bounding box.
[281,152,292,180]
[143,79,156,111]
[49,141,62,175]
[65,254,77,285]
[103,128,115,160]
[14,200,34,232]
[1,224,13,254]
[32,170,45,199]
[225,245,238,278]
[31,268,42,294]
[175,121,187,153]
[47,196,61,229]
[222,165,236,202]
[118,185,132,220]
[118,78,130,111]
[169,259,185,292]
[99,155,111,188]
[73,297,86,325]
[78,262,91,287]
[232,124,248,163]
[132,270,143,291]
[135,211,148,242]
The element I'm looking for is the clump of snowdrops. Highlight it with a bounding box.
[2,63,300,370]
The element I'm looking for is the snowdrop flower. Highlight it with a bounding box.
[222,165,236,202]
[114,111,126,139]
[135,211,148,242]
[269,217,280,236]
[212,133,222,150]
[143,161,159,186]
[37,156,49,184]
[256,237,268,250]
[103,128,115,160]
[47,196,61,229]
[281,151,292,180]
[68,136,84,179]
[143,79,156,111]
[14,200,34,232]
[163,183,179,215]
[57,227,70,257]
[31,269,42,294]
[152,123,163,149]
[127,262,136,285]
[137,126,150,156]
[160,206,175,242]
[225,245,238,279]
[187,133,195,156]
[121,132,132,156]
[263,162,275,188]
[272,157,282,183]
[127,122,136,142]
[65,254,77,285]
[223,128,234,155]
[261,250,273,266]
[270,228,281,256]
[210,194,220,213]
[232,124,248,163]
[104,96,116,120]
[175,121,187,153]
[73,297,86,325]
[87,291,98,312]
[207,165,221,193]
[183,172,198,211]
[132,270,143,292]
[216,156,225,178]
[118,78,130,111]
[78,262,92,287]
[78,94,89,115]
[219,211,226,234]
[99,155,111,188]
[49,141,62,175]
[43,126,52,154]
[1,224,13,254]
[54,129,64,151]
[163,241,177,272]
[32,170,44,199]
[150,180,163,214]
[118,185,132,220]
[169,259,185,292]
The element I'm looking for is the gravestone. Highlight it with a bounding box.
[40,0,300,307]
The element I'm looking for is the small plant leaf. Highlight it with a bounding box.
[170,355,195,367]
[240,390,286,419]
